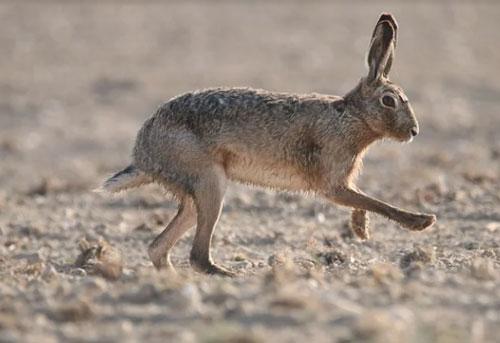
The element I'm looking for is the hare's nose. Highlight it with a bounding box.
[410,127,419,137]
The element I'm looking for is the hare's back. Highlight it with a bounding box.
[163,87,339,129]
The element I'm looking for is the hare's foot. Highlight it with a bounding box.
[148,245,177,271]
[190,257,235,277]
[351,209,370,240]
[399,212,436,231]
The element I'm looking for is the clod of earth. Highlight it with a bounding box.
[399,245,436,270]
[47,300,93,323]
[74,238,123,280]
[470,258,496,281]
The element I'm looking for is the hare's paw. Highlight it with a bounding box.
[190,257,236,277]
[402,213,436,231]
[351,209,370,240]
[148,245,176,271]
[205,264,236,277]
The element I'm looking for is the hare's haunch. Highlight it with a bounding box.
[99,13,436,276]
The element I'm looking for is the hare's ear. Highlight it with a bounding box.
[366,13,398,83]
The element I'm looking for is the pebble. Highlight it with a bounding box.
[71,268,87,277]
[42,263,59,281]
[13,252,43,264]
[470,258,496,281]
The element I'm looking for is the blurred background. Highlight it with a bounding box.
[0,1,499,342]
[0,1,498,190]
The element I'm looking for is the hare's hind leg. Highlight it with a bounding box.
[189,165,234,277]
[148,196,196,270]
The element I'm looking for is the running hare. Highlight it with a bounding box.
[99,13,436,276]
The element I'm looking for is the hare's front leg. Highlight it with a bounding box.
[327,187,436,231]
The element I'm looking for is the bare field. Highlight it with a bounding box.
[0,2,499,342]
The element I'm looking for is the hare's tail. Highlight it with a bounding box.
[95,165,152,193]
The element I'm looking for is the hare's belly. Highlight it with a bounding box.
[223,155,310,191]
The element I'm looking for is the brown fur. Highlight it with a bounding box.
[100,13,436,276]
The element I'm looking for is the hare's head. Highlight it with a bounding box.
[348,14,418,142]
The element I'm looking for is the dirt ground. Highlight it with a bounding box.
[0,2,499,342]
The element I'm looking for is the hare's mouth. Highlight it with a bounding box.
[398,126,418,143]
[395,131,414,143]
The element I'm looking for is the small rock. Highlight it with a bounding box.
[352,311,392,341]
[42,263,59,281]
[48,300,93,322]
[204,283,238,306]
[150,212,166,226]
[133,223,152,232]
[265,253,296,286]
[120,284,159,304]
[400,246,436,270]
[117,319,134,335]
[352,309,412,343]
[25,179,51,196]
[462,171,496,184]
[14,260,45,277]
[316,250,347,266]
[0,312,22,331]
[0,138,18,153]
[95,240,123,280]
[70,268,87,277]
[269,294,311,310]
[79,277,108,293]
[0,329,20,343]
[172,283,203,312]
[11,224,42,238]
[232,260,252,271]
[470,258,496,281]
[74,238,123,280]
[201,324,263,343]
[486,222,500,232]
[481,249,497,259]
[233,253,246,262]
[369,262,403,285]
[268,252,293,268]
[463,241,480,250]
[13,252,43,264]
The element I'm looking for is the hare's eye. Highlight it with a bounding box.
[381,95,397,108]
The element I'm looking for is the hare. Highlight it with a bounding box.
[99,13,436,276]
